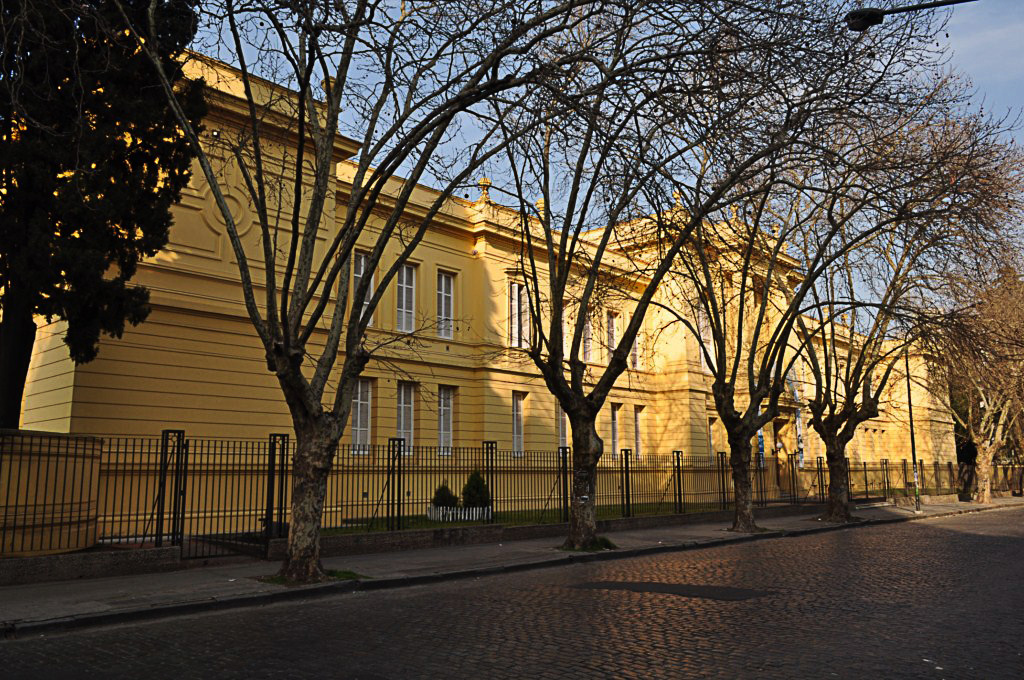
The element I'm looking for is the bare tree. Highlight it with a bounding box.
[928,268,1024,503]
[650,4,966,532]
[114,0,605,580]
[495,0,942,545]
[483,2,698,549]
[792,97,1023,522]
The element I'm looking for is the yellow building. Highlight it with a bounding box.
[18,61,955,473]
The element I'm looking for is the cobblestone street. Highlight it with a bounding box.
[3,508,1022,679]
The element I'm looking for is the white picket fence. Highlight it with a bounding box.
[426,505,492,522]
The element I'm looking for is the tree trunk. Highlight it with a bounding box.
[821,439,853,523]
[277,421,336,581]
[973,444,995,504]
[563,416,603,550]
[728,433,759,532]
[0,284,37,429]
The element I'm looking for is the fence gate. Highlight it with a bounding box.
[156,430,281,560]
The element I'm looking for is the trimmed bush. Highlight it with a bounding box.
[431,481,459,508]
[461,469,491,508]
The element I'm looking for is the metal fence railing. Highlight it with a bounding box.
[7,429,1017,559]
[0,430,103,557]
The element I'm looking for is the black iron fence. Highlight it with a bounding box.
[790,456,965,502]
[6,429,1021,559]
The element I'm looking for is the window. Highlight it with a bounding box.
[352,378,373,453]
[353,251,374,325]
[630,334,641,370]
[633,405,644,460]
[583,315,592,362]
[396,263,416,333]
[610,403,620,460]
[557,404,568,449]
[437,271,454,339]
[438,386,454,453]
[512,391,526,455]
[509,282,530,348]
[606,310,618,354]
[396,382,415,449]
[697,307,712,373]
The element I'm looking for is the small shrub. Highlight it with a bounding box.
[461,469,491,508]
[431,481,459,508]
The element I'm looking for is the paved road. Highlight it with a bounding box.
[3,509,1023,679]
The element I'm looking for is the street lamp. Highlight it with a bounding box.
[905,347,922,513]
[845,0,980,32]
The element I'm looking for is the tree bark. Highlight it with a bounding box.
[277,421,336,581]
[728,433,759,532]
[821,439,854,523]
[0,284,37,429]
[563,416,603,550]
[973,444,995,504]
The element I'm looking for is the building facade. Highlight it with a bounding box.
[19,61,955,469]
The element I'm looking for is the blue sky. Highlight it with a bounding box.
[942,0,1023,121]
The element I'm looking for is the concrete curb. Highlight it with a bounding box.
[5,501,1021,639]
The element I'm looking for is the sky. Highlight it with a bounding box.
[941,0,1024,123]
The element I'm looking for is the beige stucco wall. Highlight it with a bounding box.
[18,62,954,466]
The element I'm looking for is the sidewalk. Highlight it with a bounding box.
[3,498,1022,638]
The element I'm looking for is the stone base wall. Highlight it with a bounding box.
[0,547,181,587]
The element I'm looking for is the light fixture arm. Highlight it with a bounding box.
[845,0,979,32]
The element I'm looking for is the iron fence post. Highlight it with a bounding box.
[790,454,799,505]
[882,459,890,499]
[265,434,287,554]
[673,450,683,514]
[718,452,728,510]
[167,431,187,549]
[623,449,632,517]
[816,457,825,504]
[619,450,626,518]
[863,461,869,499]
[277,437,288,532]
[157,430,185,549]
[156,431,170,548]
[396,438,405,530]
[386,441,396,531]
[756,455,766,507]
[483,441,497,523]
[845,457,852,500]
[558,446,570,523]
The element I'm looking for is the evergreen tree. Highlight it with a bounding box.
[0,0,205,427]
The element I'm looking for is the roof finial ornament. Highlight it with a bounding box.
[535,198,546,218]
[476,177,492,204]
[672,190,682,206]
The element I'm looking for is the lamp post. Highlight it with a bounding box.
[845,0,980,32]
[905,347,922,513]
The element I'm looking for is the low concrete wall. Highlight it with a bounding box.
[892,493,960,507]
[268,503,828,559]
[0,547,181,587]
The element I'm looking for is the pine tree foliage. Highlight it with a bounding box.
[0,0,205,426]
